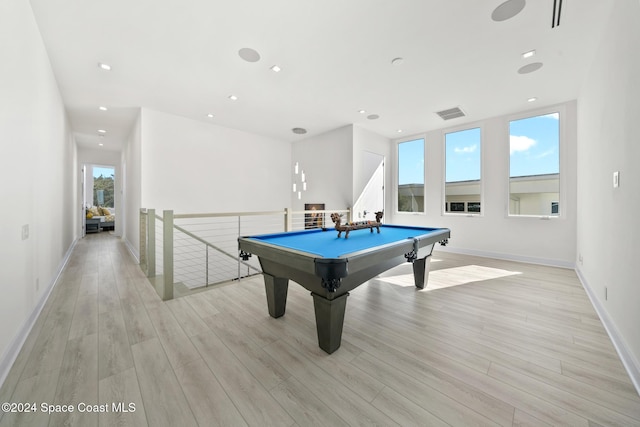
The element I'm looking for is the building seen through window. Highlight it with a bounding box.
[509,112,560,216]
[445,127,481,214]
[397,138,424,212]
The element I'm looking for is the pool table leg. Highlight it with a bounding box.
[311,292,349,354]
[413,255,432,289]
[264,274,289,318]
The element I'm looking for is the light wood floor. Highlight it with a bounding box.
[1,233,639,426]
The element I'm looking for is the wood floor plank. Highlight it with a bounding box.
[263,340,400,427]
[191,332,295,427]
[165,297,210,337]
[68,293,98,340]
[131,338,198,427]
[48,333,99,427]
[98,367,148,427]
[119,298,157,345]
[371,386,452,427]
[183,292,220,318]
[269,376,350,427]
[3,234,639,427]
[488,362,639,426]
[98,309,134,380]
[0,369,60,427]
[173,358,248,427]
[351,350,501,427]
[19,300,74,381]
[204,312,291,391]
[146,304,202,370]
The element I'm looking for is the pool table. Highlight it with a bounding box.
[238,224,450,354]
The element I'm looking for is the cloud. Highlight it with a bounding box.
[534,148,555,159]
[510,135,536,154]
[454,144,477,154]
[542,113,559,120]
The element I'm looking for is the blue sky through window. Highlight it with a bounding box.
[93,166,114,178]
[446,127,481,182]
[510,113,559,177]
[398,113,559,184]
[398,139,424,185]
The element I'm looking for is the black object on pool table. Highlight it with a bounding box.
[330,211,383,238]
[238,224,450,354]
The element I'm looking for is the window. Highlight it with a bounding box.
[93,166,115,208]
[509,112,560,216]
[397,138,424,212]
[445,128,481,215]
[468,202,481,213]
[450,202,465,212]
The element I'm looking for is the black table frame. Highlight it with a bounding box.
[239,226,450,354]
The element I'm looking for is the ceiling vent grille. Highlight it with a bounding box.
[436,107,466,120]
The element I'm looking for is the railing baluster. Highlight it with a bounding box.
[162,210,174,301]
[147,209,156,278]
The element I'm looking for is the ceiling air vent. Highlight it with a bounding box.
[436,107,465,121]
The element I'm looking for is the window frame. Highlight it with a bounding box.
[442,125,484,217]
[506,105,566,219]
[396,136,426,215]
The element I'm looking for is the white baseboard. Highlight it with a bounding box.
[436,245,575,269]
[0,238,78,389]
[123,237,139,263]
[576,268,640,396]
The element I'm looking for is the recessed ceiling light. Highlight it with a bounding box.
[270,65,281,72]
[491,0,526,22]
[522,50,536,59]
[397,129,403,133]
[238,48,261,63]
[99,143,104,146]
[358,110,366,114]
[527,97,538,102]
[207,113,214,118]
[391,57,404,66]
[97,62,111,71]
[292,128,307,135]
[98,129,107,133]
[228,95,238,101]
[518,62,543,74]
[99,106,108,111]
[367,114,380,120]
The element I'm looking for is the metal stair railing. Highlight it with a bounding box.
[139,207,351,300]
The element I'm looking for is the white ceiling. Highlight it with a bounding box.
[29,0,612,151]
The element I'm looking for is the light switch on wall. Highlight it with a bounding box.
[22,224,29,240]
[613,171,620,188]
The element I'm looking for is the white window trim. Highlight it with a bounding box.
[506,104,566,219]
[395,135,426,215]
[442,124,484,217]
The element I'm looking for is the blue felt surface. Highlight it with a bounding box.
[248,225,443,258]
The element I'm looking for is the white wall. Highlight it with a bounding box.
[122,111,142,257]
[389,101,578,267]
[0,0,76,381]
[291,125,354,211]
[140,108,292,214]
[576,0,640,385]
[291,124,392,217]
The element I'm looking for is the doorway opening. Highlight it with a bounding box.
[353,151,385,222]
[83,164,116,235]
